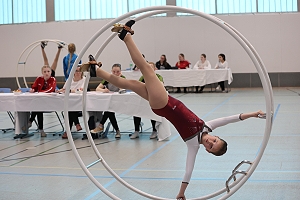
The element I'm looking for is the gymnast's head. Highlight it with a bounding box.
[202,133,227,156]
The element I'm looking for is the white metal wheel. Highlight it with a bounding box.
[63,6,274,200]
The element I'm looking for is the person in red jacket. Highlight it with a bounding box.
[27,65,57,137]
[175,53,190,93]
[175,53,190,69]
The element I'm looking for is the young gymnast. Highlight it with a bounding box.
[23,42,60,137]
[83,20,265,200]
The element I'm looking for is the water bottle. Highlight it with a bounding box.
[129,61,133,70]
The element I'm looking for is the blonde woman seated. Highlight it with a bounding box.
[58,65,85,139]
[91,63,125,139]
[193,54,211,93]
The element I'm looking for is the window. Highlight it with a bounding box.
[0,0,13,24]
[1,0,298,25]
[91,0,128,19]
[177,0,216,15]
[217,0,256,14]
[176,0,297,15]
[54,0,90,21]
[0,0,46,24]
[128,0,167,17]
[257,0,298,12]
[13,0,46,23]
[56,0,166,20]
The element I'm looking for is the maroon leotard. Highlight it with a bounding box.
[152,95,204,141]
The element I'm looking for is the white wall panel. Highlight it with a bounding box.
[280,13,300,72]
[0,13,299,78]
[253,14,282,72]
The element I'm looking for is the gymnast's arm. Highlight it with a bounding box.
[177,137,199,199]
[205,111,264,131]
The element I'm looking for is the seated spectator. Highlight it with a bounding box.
[63,43,81,81]
[23,44,58,136]
[215,53,228,92]
[156,54,171,70]
[91,64,125,139]
[130,62,163,139]
[175,53,190,93]
[193,54,211,93]
[58,65,85,139]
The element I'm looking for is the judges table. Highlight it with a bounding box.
[0,92,171,141]
[122,69,233,87]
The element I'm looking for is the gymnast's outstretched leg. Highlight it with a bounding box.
[122,34,168,109]
[50,44,63,72]
[96,20,168,109]
[41,42,50,67]
[90,21,168,109]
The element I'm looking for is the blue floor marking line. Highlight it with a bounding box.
[86,135,180,200]
[273,104,281,120]
[1,171,300,183]
[255,103,281,157]
[201,94,237,119]
[85,93,237,200]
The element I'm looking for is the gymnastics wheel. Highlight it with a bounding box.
[16,39,68,89]
[63,6,274,200]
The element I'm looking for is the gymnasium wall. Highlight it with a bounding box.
[0,12,299,87]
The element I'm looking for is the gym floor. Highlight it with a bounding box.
[0,88,299,200]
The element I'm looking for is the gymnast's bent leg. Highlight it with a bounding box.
[41,44,50,67]
[95,69,149,100]
[50,46,62,73]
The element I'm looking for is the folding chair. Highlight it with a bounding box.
[0,88,15,133]
[43,111,64,136]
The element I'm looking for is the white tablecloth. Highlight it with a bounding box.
[0,92,171,141]
[121,69,233,87]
